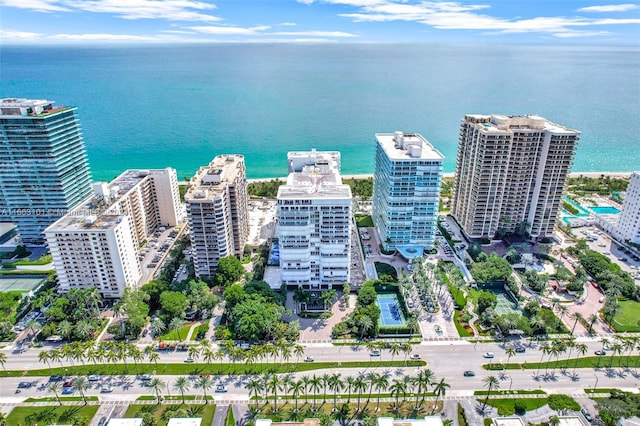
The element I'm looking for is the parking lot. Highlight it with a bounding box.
[580,225,640,281]
[137,225,185,284]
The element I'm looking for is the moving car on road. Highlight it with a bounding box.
[303,356,314,362]
[463,371,475,377]
[410,354,421,360]
[483,352,494,358]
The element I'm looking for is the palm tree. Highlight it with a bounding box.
[150,317,166,338]
[588,313,599,333]
[504,347,516,368]
[536,343,550,377]
[39,350,52,370]
[247,378,262,411]
[169,318,185,341]
[400,342,413,365]
[290,379,305,413]
[569,312,584,336]
[25,319,42,341]
[623,337,638,368]
[481,375,500,412]
[309,374,322,410]
[173,376,190,404]
[389,342,402,362]
[293,344,304,363]
[344,376,355,403]
[433,378,450,414]
[267,374,282,412]
[389,378,407,410]
[356,315,374,339]
[373,373,389,411]
[195,375,213,404]
[573,343,589,376]
[414,369,435,407]
[327,373,343,412]
[73,376,90,405]
[0,411,7,426]
[48,382,63,406]
[320,373,331,402]
[353,376,367,412]
[188,345,200,362]
[610,342,624,369]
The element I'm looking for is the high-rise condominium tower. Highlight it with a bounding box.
[373,132,444,253]
[0,98,93,244]
[452,115,580,239]
[615,172,640,245]
[186,155,249,278]
[46,168,182,298]
[278,150,352,289]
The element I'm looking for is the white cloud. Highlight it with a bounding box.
[0,29,44,41]
[278,22,298,26]
[186,25,271,35]
[64,0,221,21]
[332,0,640,37]
[271,30,358,37]
[0,0,70,12]
[578,4,638,13]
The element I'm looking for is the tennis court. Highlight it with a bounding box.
[0,276,44,293]
[377,294,407,327]
[493,287,519,316]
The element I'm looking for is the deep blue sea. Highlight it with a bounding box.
[1,44,638,181]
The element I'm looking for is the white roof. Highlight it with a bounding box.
[167,419,202,426]
[493,418,526,426]
[107,420,144,426]
[377,416,443,426]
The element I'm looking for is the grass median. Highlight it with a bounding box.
[483,355,640,371]
[1,360,426,378]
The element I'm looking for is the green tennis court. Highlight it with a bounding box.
[493,287,519,315]
[0,276,44,293]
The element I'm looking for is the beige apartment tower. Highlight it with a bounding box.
[186,155,249,278]
[451,115,579,240]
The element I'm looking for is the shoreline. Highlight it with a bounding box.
[239,171,634,184]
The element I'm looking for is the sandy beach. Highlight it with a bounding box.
[241,171,634,183]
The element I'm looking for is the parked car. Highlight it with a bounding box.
[101,385,113,393]
[515,346,526,353]
[483,352,494,358]
[49,375,63,382]
[140,374,153,381]
[463,371,475,377]
[63,381,74,388]
[88,375,101,381]
[215,384,228,393]
[62,387,74,395]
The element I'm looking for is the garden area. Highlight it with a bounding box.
[610,297,640,332]
[6,404,99,426]
[125,403,216,426]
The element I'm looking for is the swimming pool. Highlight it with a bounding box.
[590,206,620,215]
[376,294,407,327]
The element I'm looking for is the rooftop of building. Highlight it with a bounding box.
[0,98,73,117]
[377,416,444,426]
[46,169,170,232]
[287,149,341,173]
[185,155,246,202]
[166,418,202,426]
[278,162,352,200]
[376,131,444,162]
[492,417,526,426]
[464,114,580,135]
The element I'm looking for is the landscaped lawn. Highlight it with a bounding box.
[125,403,216,426]
[7,404,99,426]
[375,262,398,281]
[355,214,374,227]
[477,397,549,416]
[611,298,640,332]
[160,322,196,341]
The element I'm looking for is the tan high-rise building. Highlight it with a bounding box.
[452,115,579,239]
[185,155,249,278]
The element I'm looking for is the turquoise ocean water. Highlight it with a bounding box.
[1,44,638,181]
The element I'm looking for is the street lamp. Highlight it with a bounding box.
[593,373,599,391]
[508,375,513,393]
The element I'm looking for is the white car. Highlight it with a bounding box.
[87,375,101,382]
[410,354,421,360]
[184,357,195,363]
[483,352,494,359]
[215,384,228,393]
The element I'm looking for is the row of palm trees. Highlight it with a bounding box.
[501,335,640,378]
[245,369,450,414]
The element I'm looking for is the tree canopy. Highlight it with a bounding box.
[213,256,245,287]
[470,254,513,283]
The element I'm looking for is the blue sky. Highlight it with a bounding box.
[1,0,639,44]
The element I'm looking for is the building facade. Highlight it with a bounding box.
[451,115,580,239]
[615,172,640,245]
[45,168,182,298]
[0,98,93,244]
[185,155,249,279]
[277,151,352,289]
[373,132,444,252]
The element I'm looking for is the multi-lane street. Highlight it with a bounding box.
[1,338,637,401]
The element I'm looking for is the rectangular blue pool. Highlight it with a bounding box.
[377,294,407,327]
[590,206,620,214]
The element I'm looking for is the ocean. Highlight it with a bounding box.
[1,43,638,181]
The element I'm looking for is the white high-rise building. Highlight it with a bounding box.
[277,151,352,289]
[45,168,182,298]
[185,155,249,279]
[372,132,444,253]
[0,98,93,244]
[616,172,640,245]
[452,115,580,239]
